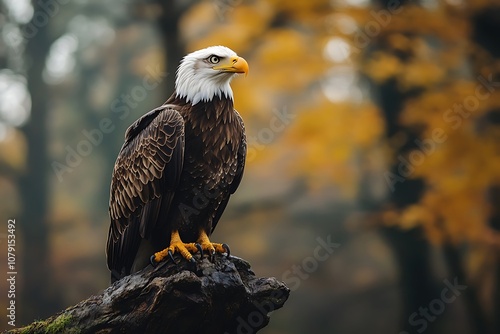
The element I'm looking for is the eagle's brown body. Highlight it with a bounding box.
[106,93,246,282]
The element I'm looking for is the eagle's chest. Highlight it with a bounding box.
[180,112,242,191]
[173,119,240,233]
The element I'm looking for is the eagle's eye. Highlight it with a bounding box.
[208,55,221,64]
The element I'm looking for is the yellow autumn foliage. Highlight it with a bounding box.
[0,129,27,172]
[365,52,402,83]
[180,0,500,246]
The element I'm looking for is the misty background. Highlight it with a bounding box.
[0,0,499,333]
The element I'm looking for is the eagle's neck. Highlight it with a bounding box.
[166,93,235,125]
[167,92,233,114]
[175,72,234,106]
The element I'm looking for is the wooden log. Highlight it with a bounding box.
[5,255,289,334]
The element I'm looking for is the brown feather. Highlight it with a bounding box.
[106,94,246,282]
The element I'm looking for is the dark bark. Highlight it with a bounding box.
[157,1,192,95]
[5,255,289,334]
[370,48,437,334]
[471,6,500,334]
[443,246,490,334]
[491,187,500,334]
[18,1,61,323]
[381,227,442,334]
[373,74,439,333]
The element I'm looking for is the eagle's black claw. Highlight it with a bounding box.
[210,250,215,262]
[195,243,203,258]
[189,257,196,264]
[222,243,231,257]
[168,250,176,264]
[150,255,158,267]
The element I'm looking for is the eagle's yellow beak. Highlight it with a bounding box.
[213,56,249,76]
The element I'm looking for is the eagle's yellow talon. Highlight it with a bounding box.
[152,230,230,265]
[152,231,200,263]
[197,230,230,258]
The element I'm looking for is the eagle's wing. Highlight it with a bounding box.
[106,105,184,280]
[211,110,246,233]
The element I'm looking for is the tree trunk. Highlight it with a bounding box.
[381,227,441,334]
[157,0,191,95]
[4,255,289,334]
[18,1,61,323]
[443,246,490,334]
[471,6,500,334]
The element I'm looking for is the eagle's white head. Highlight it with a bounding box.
[175,45,249,105]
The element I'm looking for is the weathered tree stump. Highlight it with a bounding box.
[5,255,289,334]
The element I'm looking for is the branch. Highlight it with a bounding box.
[6,255,289,334]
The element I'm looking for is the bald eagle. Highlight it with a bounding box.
[106,46,248,282]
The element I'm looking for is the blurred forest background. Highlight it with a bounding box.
[0,0,500,333]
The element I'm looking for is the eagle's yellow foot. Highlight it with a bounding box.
[197,230,230,260]
[150,230,200,266]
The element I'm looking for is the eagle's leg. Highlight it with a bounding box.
[197,229,230,260]
[151,230,200,265]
